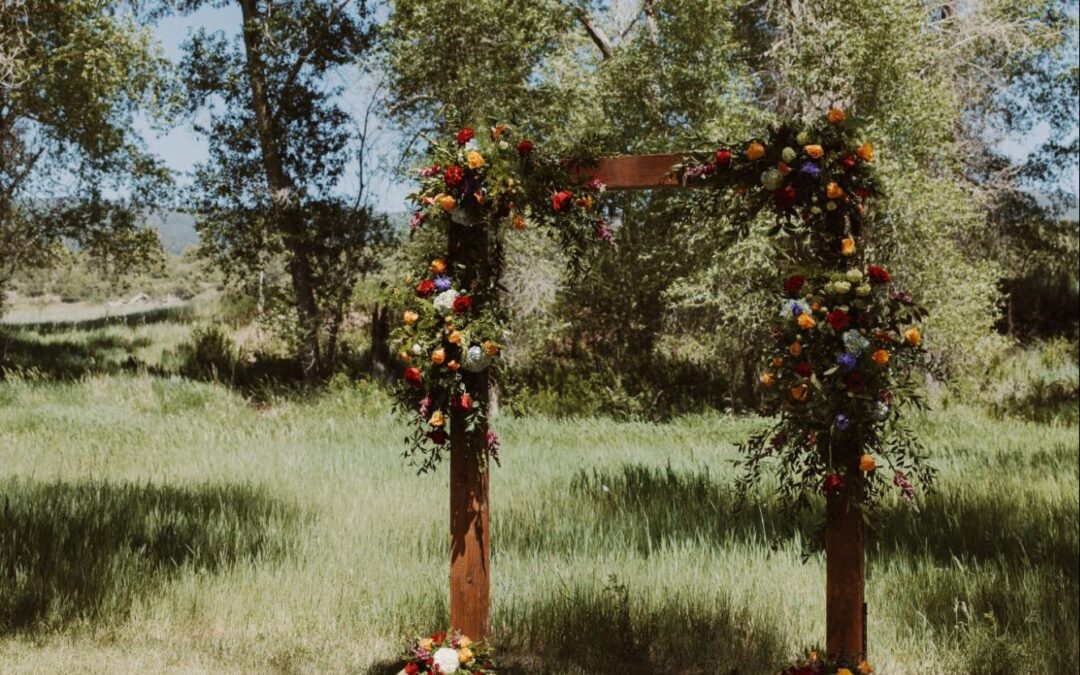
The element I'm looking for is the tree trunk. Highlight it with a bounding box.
[369,302,390,381]
[238,0,324,382]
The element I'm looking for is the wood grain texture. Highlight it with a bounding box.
[826,486,865,660]
[577,153,688,190]
[449,415,490,640]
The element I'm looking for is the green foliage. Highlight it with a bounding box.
[977,338,1080,423]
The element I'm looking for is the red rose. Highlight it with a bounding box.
[551,190,574,213]
[774,185,797,210]
[425,429,448,445]
[455,127,474,145]
[516,139,534,157]
[714,148,732,166]
[444,165,465,189]
[403,367,422,386]
[431,632,446,643]
[783,274,805,294]
[416,278,436,298]
[452,295,472,313]
[454,393,473,411]
[823,473,844,493]
[842,156,857,171]
[853,187,871,200]
[793,362,813,378]
[404,663,419,675]
[827,309,850,331]
[867,265,892,284]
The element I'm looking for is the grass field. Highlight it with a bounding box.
[0,316,1076,674]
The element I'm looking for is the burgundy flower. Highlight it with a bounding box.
[783,274,806,294]
[454,393,474,411]
[827,309,851,331]
[455,128,474,145]
[516,139,534,156]
[774,185,797,210]
[714,148,732,166]
[867,265,891,284]
[793,361,813,378]
[444,164,465,189]
[415,278,436,298]
[486,429,501,459]
[425,429,448,445]
[452,294,472,313]
[823,473,844,493]
[595,219,614,244]
[403,367,422,387]
[845,373,867,392]
[842,156,857,171]
[551,190,575,213]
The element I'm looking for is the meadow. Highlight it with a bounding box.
[0,313,1076,674]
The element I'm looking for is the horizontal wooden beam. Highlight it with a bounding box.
[576,153,688,190]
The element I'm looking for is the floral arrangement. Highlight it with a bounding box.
[676,109,879,264]
[780,650,874,675]
[399,631,496,674]
[392,125,611,471]
[730,113,936,510]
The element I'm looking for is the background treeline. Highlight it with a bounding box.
[2,0,1078,422]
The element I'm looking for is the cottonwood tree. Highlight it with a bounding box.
[165,0,390,381]
[0,0,171,311]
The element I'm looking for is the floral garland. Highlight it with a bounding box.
[400,631,496,674]
[781,650,874,675]
[392,125,610,471]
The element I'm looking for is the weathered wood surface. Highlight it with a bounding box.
[826,486,865,660]
[576,153,687,190]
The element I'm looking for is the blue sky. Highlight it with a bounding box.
[143,7,1078,216]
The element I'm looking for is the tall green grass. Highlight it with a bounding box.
[0,318,1076,672]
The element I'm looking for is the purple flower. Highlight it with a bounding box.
[434,275,452,292]
[837,352,858,372]
[770,431,789,448]
[835,414,850,430]
[486,429,500,460]
[595,219,614,245]
[800,161,821,179]
[894,470,915,501]
[418,396,433,418]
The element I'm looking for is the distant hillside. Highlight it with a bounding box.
[144,211,199,255]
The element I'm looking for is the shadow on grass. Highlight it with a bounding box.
[0,329,153,380]
[0,478,301,633]
[4,304,195,334]
[497,463,1078,574]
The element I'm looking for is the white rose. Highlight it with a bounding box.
[432,647,460,674]
[432,289,459,315]
[781,147,797,163]
[463,345,492,373]
[761,168,784,191]
[833,281,852,295]
[796,131,811,145]
[411,343,422,355]
[826,201,838,211]
[845,269,863,283]
[856,284,872,297]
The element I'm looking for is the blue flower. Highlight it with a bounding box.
[434,275,453,292]
[837,352,858,372]
[780,299,811,319]
[843,329,871,355]
[800,161,821,179]
[835,414,850,430]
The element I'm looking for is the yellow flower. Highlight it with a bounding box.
[458,648,474,664]
[403,310,419,326]
[790,341,803,357]
[448,330,463,345]
[804,144,824,159]
[797,313,817,330]
[429,410,446,427]
[871,349,889,366]
[482,340,499,357]
[858,659,874,674]
[747,141,766,161]
[418,638,434,651]
[790,384,809,401]
[837,669,854,675]
[430,258,447,275]
[826,181,844,199]
[828,108,846,125]
[512,214,526,230]
[760,372,776,388]
[841,237,856,256]
[576,194,595,210]
[905,326,922,347]
[398,350,411,363]
[467,150,485,169]
[458,636,473,649]
[857,141,874,162]
[860,453,877,472]
[438,194,456,210]
[431,348,446,365]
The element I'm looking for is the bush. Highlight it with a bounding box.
[174,325,238,383]
[978,338,1080,424]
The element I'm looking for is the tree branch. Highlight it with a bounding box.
[575,8,613,60]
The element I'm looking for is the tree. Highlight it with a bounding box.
[167,0,390,382]
[0,0,172,311]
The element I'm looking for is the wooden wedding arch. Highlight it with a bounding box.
[447,152,867,661]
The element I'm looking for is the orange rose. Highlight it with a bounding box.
[797,314,817,329]
[789,341,803,357]
[857,142,874,162]
[804,144,824,159]
[747,142,766,161]
[859,454,876,472]
[761,372,777,388]
[430,258,447,275]
[790,384,809,401]
[828,109,846,125]
[871,349,889,366]
[447,360,460,372]
[904,326,922,347]
[826,182,844,199]
[841,238,856,256]
[403,310,419,326]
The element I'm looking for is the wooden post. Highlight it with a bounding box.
[825,481,865,660]
[447,217,491,640]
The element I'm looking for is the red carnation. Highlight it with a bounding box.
[425,429,448,445]
[552,190,575,213]
[516,139,534,157]
[455,128,474,145]
[823,473,844,493]
[404,663,419,675]
[444,164,465,188]
[452,294,472,314]
[714,148,732,166]
[431,632,447,643]
[415,278,436,298]
[867,265,892,284]
[793,361,813,378]
[827,309,851,331]
[454,393,474,411]
[774,185,797,210]
[403,367,422,387]
[783,274,806,294]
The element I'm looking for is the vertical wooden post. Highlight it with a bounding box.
[825,483,865,660]
[447,217,491,640]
